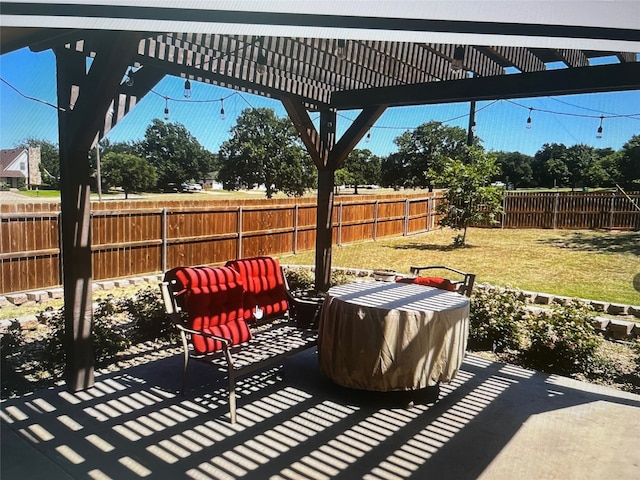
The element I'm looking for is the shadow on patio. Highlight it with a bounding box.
[2,348,639,480]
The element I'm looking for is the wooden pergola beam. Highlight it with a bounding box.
[330,105,388,169]
[331,61,640,109]
[281,97,324,168]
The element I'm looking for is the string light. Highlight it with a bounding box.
[471,121,477,134]
[163,97,169,120]
[256,37,267,75]
[183,78,192,98]
[526,107,533,129]
[366,131,371,143]
[257,52,267,75]
[335,39,347,59]
[220,98,226,120]
[597,116,604,139]
[125,68,135,87]
[451,46,465,72]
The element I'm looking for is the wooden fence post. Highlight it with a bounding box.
[609,191,616,229]
[161,207,167,273]
[404,199,410,235]
[553,192,560,229]
[501,192,507,228]
[57,211,63,286]
[338,202,343,246]
[237,206,243,259]
[373,200,379,240]
[293,204,299,254]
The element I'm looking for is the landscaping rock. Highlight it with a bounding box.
[628,306,640,319]
[0,296,10,308]
[18,315,39,330]
[608,319,634,339]
[534,294,552,305]
[552,296,570,306]
[591,316,610,331]
[607,303,628,316]
[6,293,28,306]
[519,291,536,303]
[26,291,49,303]
[114,280,132,288]
[100,281,115,290]
[130,277,145,286]
[48,288,64,299]
[590,301,609,313]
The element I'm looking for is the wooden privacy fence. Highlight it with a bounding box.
[2,190,638,295]
[500,191,640,230]
[0,194,437,294]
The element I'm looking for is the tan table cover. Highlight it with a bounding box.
[318,281,470,391]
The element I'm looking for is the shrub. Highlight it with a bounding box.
[1,322,24,357]
[330,269,353,287]
[39,295,130,371]
[523,300,602,375]
[284,267,315,292]
[469,286,527,352]
[123,286,176,342]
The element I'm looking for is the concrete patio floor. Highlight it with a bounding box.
[2,348,639,480]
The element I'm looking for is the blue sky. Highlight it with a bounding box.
[1,47,639,158]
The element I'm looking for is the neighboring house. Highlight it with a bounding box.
[0,147,42,188]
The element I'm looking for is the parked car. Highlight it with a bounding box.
[162,182,181,193]
[182,183,203,193]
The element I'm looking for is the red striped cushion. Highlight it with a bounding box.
[396,276,457,291]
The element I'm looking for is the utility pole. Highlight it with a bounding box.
[467,100,476,146]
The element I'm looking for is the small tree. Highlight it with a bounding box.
[436,148,503,246]
[101,152,157,199]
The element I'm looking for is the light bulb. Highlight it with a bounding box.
[125,68,134,87]
[257,51,267,75]
[183,79,192,98]
[335,39,346,59]
[451,46,464,72]
[596,116,604,139]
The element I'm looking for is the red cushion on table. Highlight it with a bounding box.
[396,276,457,291]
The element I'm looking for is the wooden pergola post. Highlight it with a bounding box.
[283,98,387,291]
[54,32,142,391]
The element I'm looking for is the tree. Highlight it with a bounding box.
[532,143,569,188]
[493,151,534,188]
[16,137,59,189]
[436,148,503,246]
[342,148,381,194]
[217,108,316,198]
[382,121,471,190]
[101,152,157,199]
[617,134,640,190]
[564,144,596,190]
[139,119,214,190]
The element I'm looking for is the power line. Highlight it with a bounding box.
[0,77,64,111]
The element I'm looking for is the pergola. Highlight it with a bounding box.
[1,1,639,392]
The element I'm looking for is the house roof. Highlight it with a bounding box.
[0,148,27,178]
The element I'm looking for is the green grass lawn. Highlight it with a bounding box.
[279,227,640,305]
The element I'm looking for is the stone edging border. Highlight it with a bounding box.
[1,267,639,339]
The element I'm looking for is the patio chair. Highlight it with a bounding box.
[400,265,476,297]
